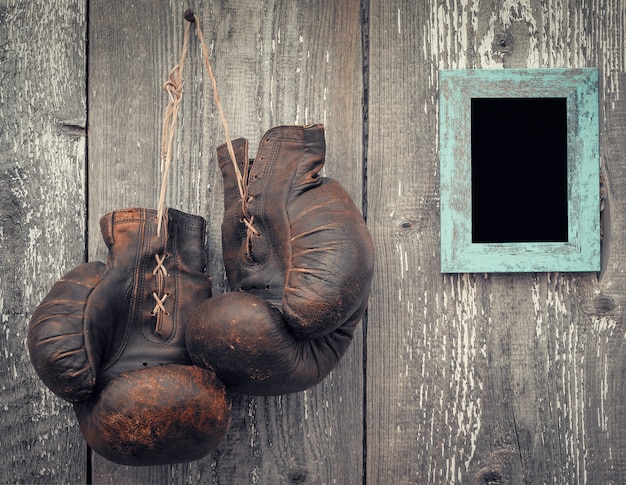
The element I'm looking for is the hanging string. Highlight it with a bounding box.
[152,15,193,331]
[156,14,192,236]
[156,9,258,245]
[152,10,262,330]
[189,10,259,251]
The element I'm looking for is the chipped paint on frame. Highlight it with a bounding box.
[439,68,600,273]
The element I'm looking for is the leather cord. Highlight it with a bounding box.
[157,9,258,249]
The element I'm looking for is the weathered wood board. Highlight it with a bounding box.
[367,0,626,483]
[0,0,88,483]
[3,0,626,484]
[87,1,364,484]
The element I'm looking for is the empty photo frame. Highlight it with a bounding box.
[439,68,600,273]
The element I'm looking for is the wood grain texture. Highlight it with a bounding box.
[367,0,626,483]
[6,0,626,483]
[0,0,87,483]
[88,1,363,483]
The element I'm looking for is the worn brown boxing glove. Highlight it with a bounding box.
[186,124,374,395]
[28,208,231,466]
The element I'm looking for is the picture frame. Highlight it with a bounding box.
[439,68,600,273]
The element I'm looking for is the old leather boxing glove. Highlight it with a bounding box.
[186,124,374,395]
[28,208,231,466]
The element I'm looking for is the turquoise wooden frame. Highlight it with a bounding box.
[439,68,600,273]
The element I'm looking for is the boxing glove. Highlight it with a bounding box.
[186,124,374,395]
[28,208,232,466]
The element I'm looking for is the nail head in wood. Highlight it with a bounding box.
[184,9,196,22]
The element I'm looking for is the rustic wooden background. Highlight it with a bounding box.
[2,0,625,483]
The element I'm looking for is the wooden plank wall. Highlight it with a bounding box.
[0,0,88,483]
[87,1,363,483]
[1,0,625,484]
[367,1,626,483]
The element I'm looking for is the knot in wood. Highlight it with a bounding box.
[480,470,503,484]
[594,294,617,314]
[493,32,515,54]
[287,467,308,484]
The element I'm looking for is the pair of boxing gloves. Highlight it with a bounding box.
[27,124,375,466]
